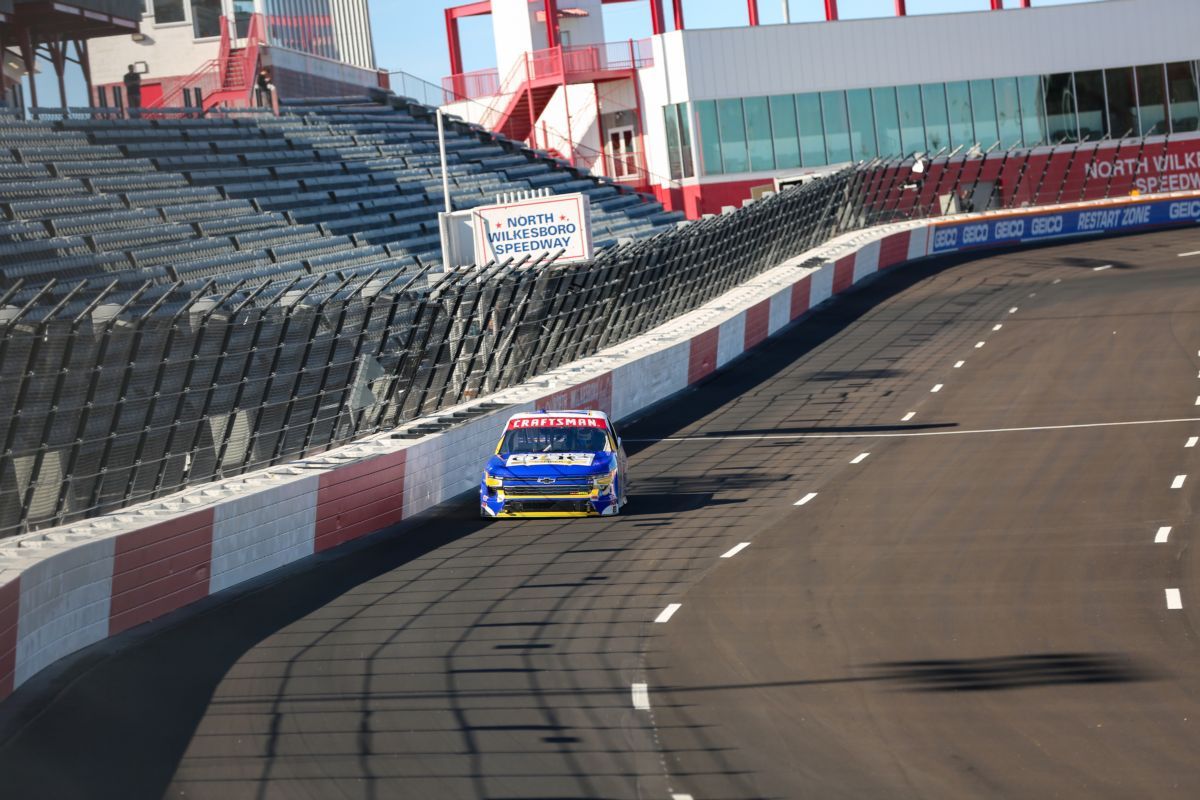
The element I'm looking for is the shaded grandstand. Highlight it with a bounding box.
[0,92,683,312]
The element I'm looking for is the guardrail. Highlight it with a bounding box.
[3,124,1200,538]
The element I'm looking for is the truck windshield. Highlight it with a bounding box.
[501,426,610,454]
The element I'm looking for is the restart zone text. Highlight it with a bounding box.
[480,410,629,518]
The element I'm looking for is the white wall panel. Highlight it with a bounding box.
[670,0,1199,101]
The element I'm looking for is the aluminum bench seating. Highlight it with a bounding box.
[1,250,129,282]
[195,212,289,236]
[55,157,158,176]
[233,224,324,250]
[303,244,390,273]
[0,235,90,265]
[168,251,276,282]
[355,223,432,246]
[0,164,53,180]
[89,222,197,252]
[49,208,164,237]
[90,173,190,192]
[269,236,358,263]
[0,220,50,242]
[124,186,224,208]
[291,201,363,223]
[159,198,258,222]
[323,212,395,235]
[271,162,347,180]
[242,150,321,166]
[120,141,215,157]
[186,167,274,186]
[7,193,126,219]
[154,154,243,170]
[223,179,304,200]
[314,145,382,161]
[129,236,238,268]
[1,178,91,199]
[16,144,124,161]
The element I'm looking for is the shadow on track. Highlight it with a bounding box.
[0,505,491,800]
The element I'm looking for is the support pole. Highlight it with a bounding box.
[445,8,464,96]
[781,1,789,24]
[990,0,1003,9]
[18,25,38,108]
[824,0,839,21]
[75,39,93,106]
[747,0,759,26]
[437,108,452,214]
[543,0,559,48]
[649,0,665,35]
[673,0,685,29]
[895,0,907,15]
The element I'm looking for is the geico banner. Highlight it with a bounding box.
[473,192,594,264]
[930,195,1200,254]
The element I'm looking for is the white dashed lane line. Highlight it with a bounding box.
[1093,264,1113,271]
[902,411,916,422]
[975,341,986,348]
[1172,475,1187,489]
[1009,307,1019,313]
[1179,251,1200,257]
[631,683,650,710]
[1187,436,1198,448]
[672,795,695,800]
[850,453,870,464]
[993,324,1003,331]
[654,604,682,624]
[1156,526,1173,544]
[720,542,750,559]
[794,492,818,506]
[1195,396,1200,407]
[1166,588,1184,610]
[931,384,943,393]
[954,361,965,369]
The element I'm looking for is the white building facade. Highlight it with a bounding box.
[442,0,1200,218]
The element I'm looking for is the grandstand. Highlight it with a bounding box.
[0,92,684,310]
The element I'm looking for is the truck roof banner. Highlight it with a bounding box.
[472,192,593,265]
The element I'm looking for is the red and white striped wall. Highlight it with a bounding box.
[0,214,1028,703]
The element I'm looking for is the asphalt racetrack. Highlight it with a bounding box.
[4,228,1200,799]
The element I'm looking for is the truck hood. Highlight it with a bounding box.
[486,451,616,478]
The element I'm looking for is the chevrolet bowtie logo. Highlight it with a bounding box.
[537,477,555,484]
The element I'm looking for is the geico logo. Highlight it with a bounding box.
[994,219,1025,239]
[933,229,958,248]
[962,224,990,244]
[1031,215,1064,235]
[1169,200,1200,220]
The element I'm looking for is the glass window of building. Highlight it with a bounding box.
[872,87,901,157]
[717,98,749,174]
[677,103,695,178]
[921,83,950,152]
[1166,61,1200,133]
[945,81,974,149]
[896,84,925,154]
[1103,66,1138,137]
[796,93,826,167]
[1043,73,1077,142]
[821,92,851,163]
[695,100,723,175]
[1136,64,1168,135]
[153,0,185,23]
[846,89,877,161]
[1017,75,1047,145]
[664,105,683,180]
[969,80,1000,147]
[994,77,1022,147]
[769,94,801,169]
[190,0,222,38]
[1074,70,1107,140]
[744,96,775,172]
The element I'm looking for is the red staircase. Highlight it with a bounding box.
[146,14,264,112]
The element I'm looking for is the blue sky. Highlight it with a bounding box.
[28,0,1098,107]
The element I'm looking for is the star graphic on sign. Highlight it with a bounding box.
[495,222,502,228]
[559,215,567,221]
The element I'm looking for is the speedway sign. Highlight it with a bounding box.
[472,192,593,265]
